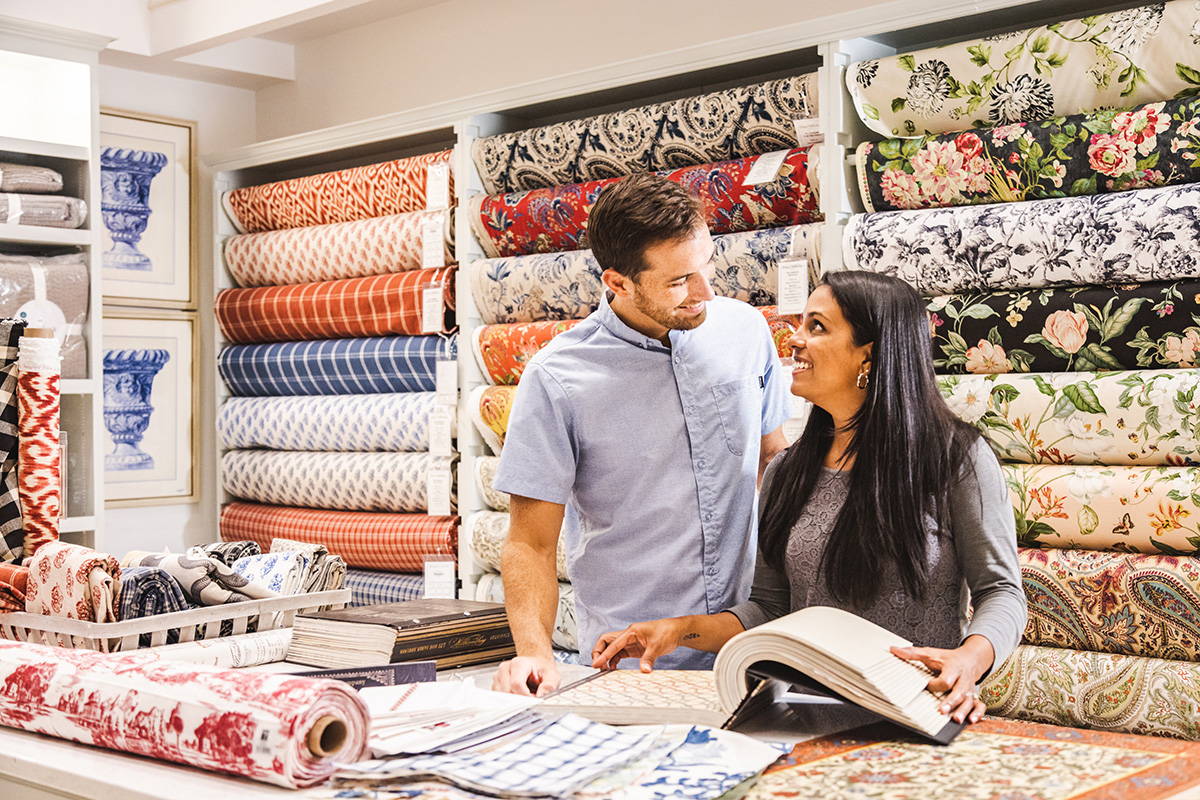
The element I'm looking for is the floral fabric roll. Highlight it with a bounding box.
[118,566,190,620]
[474,456,508,512]
[231,551,312,596]
[269,538,347,593]
[468,510,568,580]
[470,385,513,455]
[24,542,120,622]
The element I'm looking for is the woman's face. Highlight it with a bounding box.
[785,285,872,408]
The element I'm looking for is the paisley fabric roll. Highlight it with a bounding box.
[928,280,1200,374]
[470,147,820,258]
[118,566,190,620]
[843,183,1200,296]
[940,370,1200,466]
[345,568,424,606]
[0,562,28,611]
[218,334,456,397]
[474,571,577,652]
[1004,464,1200,555]
[24,542,120,622]
[223,210,455,287]
[193,540,261,566]
[474,456,508,512]
[231,551,312,596]
[219,502,458,572]
[0,318,24,563]
[470,385,513,455]
[980,644,1200,740]
[269,538,347,593]
[846,0,1200,137]
[18,334,60,557]
[222,150,454,233]
[471,223,820,325]
[468,511,568,580]
[472,74,817,194]
[122,550,276,606]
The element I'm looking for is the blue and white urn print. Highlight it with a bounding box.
[103,349,170,470]
[100,147,167,271]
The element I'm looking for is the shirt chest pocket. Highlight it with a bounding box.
[711,375,762,457]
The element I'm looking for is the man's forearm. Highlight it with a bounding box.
[501,540,560,659]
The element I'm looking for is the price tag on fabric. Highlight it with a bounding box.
[425,162,450,210]
[743,150,790,185]
[421,284,443,333]
[792,117,824,147]
[777,257,809,316]
[429,405,454,457]
[422,556,457,599]
[421,214,445,268]
[435,360,458,405]
[427,461,453,517]
[5,193,22,224]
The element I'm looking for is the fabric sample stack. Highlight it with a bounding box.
[0,161,86,229]
[218,152,461,605]
[845,0,1200,740]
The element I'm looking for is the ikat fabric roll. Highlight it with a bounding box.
[0,639,370,787]
[24,542,120,622]
[118,566,190,621]
[471,385,513,454]
[475,571,577,652]
[0,162,62,193]
[17,334,60,557]
[219,334,456,397]
[345,568,424,606]
[0,319,24,564]
[929,280,1200,374]
[475,456,508,512]
[223,210,454,287]
[470,147,820,258]
[0,194,86,228]
[222,149,453,233]
[1004,465,1200,554]
[219,501,457,572]
[0,562,27,611]
[121,551,277,606]
[940,370,1200,465]
[269,538,347,593]
[846,0,1200,137]
[469,511,568,580]
[981,644,1200,740]
[844,183,1200,295]
[471,74,817,194]
[231,551,311,596]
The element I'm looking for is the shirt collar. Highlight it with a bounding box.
[597,291,681,352]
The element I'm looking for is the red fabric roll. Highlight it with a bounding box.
[0,562,27,611]
[17,335,60,557]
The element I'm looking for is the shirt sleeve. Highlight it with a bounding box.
[758,318,790,435]
[492,364,577,505]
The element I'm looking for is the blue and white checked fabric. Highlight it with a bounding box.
[217,393,451,452]
[118,566,191,620]
[345,568,424,606]
[231,551,311,595]
[218,334,456,397]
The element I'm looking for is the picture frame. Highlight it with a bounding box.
[99,109,198,309]
[102,308,197,507]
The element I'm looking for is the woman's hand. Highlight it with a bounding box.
[590,618,689,672]
[890,634,995,725]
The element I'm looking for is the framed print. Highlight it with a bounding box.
[102,309,197,506]
[99,109,197,308]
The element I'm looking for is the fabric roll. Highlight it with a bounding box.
[224,209,455,287]
[475,571,577,652]
[345,568,424,606]
[844,183,1200,296]
[118,566,190,621]
[0,253,89,378]
[0,639,369,788]
[470,385,512,454]
[269,537,347,593]
[231,551,312,596]
[121,551,277,605]
[0,194,86,228]
[470,147,820,258]
[222,149,454,233]
[940,370,1200,466]
[468,511,568,580]
[474,456,508,512]
[981,644,1200,740]
[0,562,27,611]
[472,223,820,325]
[194,539,261,566]
[219,333,456,397]
[24,542,120,622]
[846,1,1200,137]
[221,450,453,513]
[929,280,1200,374]
[472,74,817,194]
[1004,464,1200,555]
[215,267,456,345]
[0,319,24,563]
[17,334,60,557]
[219,502,458,572]
[0,162,63,193]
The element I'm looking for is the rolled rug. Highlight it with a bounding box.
[0,318,24,564]
[475,571,577,652]
[269,537,347,593]
[222,149,453,233]
[0,193,86,228]
[469,385,512,455]
[940,370,1200,465]
[468,510,568,580]
[193,539,262,566]
[121,550,277,605]
[24,542,120,622]
[0,252,90,378]
[118,566,190,620]
[17,332,60,557]
[345,568,424,606]
[845,183,1200,295]
[232,550,312,596]
[474,456,508,512]
[223,209,455,287]
[0,639,369,787]
[0,162,63,193]
[0,562,28,611]
[218,333,456,397]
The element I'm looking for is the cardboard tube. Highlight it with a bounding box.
[306,715,347,758]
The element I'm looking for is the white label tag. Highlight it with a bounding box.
[793,118,823,147]
[777,257,809,316]
[435,360,458,406]
[422,557,457,599]
[5,194,22,224]
[421,285,443,333]
[428,406,453,457]
[422,215,445,268]
[427,462,453,517]
[425,162,450,210]
[743,150,790,185]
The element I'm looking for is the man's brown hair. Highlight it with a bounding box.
[585,173,704,280]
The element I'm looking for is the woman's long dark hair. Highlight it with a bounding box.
[758,271,980,609]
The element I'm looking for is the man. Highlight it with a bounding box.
[490,173,790,695]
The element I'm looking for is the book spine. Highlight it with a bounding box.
[391,627,514,662]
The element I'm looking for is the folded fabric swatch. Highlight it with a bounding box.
[846,183,1200,296]
[941,370,1200,466]
[474,456,508,512]
[224,210,454,287]
[981,643,1200,740]
[0,562,28,611]
[469,510,568,580]
[193,539,262,566]
[0,253,90,378]
[219,334,456,397]
[1005,464,1200,554]
[222,450,453,513]
[118,566,190,621]
[345,568,424,606]
[846,1,1200,137]
[269,537,347,593]
[929,280,1200,374]
[475,571,576,651]
[18,333,61,558]
[470,147,820,258]
[0,194,86,228]
[222,150,454,233]
[25,542,120,622]
[220,502,457,572]
[472,74,817,194]
[472,223,819,325]
[232,551,311,596]
[0,162,62,193]
[0,318,24,564]
[470,385,512,454]
[121,550,276,605]
[216,267,456,344]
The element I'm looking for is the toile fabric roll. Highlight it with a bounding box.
[118,566,191,621]
[0,253,90,378]
[220,501,458,572]
[223,209,455,287]
[121,551,277,606]
[0,162,63,193]
[0,194,86,228]
[472,223,820,325]
[1019,547,1200,661]
[17,334,60,558]
[844,183,1200,296]
[231,551,312,596]
[471,74,817,194]
[0,562,27,611]
[474,456,508,512]
[222,149,454,233]
[470,147,820,258]
[939,370,1200,466]
[846,0,1200,138]
[928,280,1200,374]
[468,510,568,580]
[470,385,513,455]
[24,542,120,622]
[193,540,261,566]
[0,639,370,787]
[269,538,347,593]
[219,334,456,397]
[1004,464,1200,554]
[980,643,1200,740]
[0,318,24,564]
[474,571,577,652]
[221,450,453,513]
[345,568,424,606]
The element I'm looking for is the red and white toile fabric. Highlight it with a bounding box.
[17,335,60,557]
[23,541,120,622]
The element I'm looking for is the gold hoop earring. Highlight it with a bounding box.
[856,369,869,390]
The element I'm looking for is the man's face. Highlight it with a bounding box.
[628,226,717,332]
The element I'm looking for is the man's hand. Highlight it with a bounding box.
[491,655,562,697]
[591,618,687,672]
[890,634,995,724]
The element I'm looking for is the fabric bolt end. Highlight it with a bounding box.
[344,568,424,606]
[469,385,512,455]
[24,541,120,623]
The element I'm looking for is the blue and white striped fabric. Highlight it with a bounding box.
[345,568,424,606]
[218,334,457,397]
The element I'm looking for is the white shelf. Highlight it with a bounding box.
[58,515,97,533]
[61,378,96,394]
[0,222,91,247]
[0,135,89,162]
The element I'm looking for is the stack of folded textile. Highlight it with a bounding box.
[0,160,86,229]
[844,0,1200,739]
[216,153,460,605]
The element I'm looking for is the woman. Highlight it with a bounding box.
[591,271,1027,725]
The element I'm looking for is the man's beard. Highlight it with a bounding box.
[632,287,707,331]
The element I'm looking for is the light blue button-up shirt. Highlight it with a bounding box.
[494,294,789,668]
